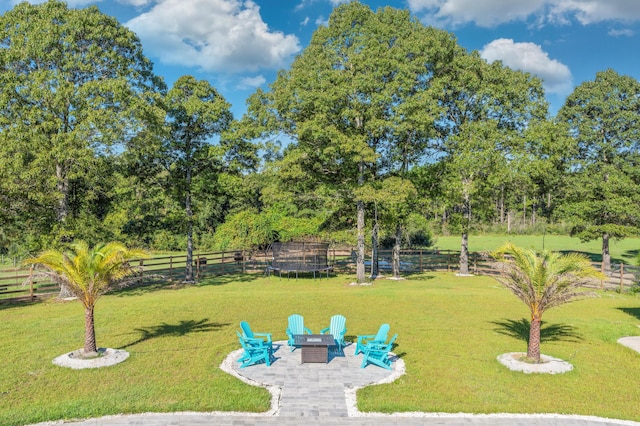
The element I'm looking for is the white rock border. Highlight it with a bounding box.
[52,348,129,369]
[497,352,573,374]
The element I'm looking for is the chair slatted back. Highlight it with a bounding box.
[288,314,305,335]
[240,321,254,339]
[329,314,346,339]
[375,324,390,342]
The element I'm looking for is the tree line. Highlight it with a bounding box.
[1,1,639,283]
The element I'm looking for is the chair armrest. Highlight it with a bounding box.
[253,332,272,342]
[357,334,375,343]
[243,336,268,347]
[320,327,329,334]
[304,327,313,334]
[364,340,387,350]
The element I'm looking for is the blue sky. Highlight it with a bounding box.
[3,0,640,118]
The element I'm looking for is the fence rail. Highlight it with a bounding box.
[1,248,637,304]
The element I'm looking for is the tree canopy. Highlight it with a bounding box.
[0,0,164,244]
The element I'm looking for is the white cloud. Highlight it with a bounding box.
[549,0,640,24]
[329,0,351,5]
[407,0,546,27]
[315,15,329,26]
[118,0,154,6]
[480,38,572,94]
[237,75,266,89]
[126,0,301,74]
[10,0,96,5]
[301,17,310,26]
[407,0,640,27]
[608,28,634,36]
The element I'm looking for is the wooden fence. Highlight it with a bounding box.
[1,248,638,304]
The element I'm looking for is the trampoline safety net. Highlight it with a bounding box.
[268,242,330,277]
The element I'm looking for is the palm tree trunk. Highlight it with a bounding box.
[527,315,541,362]
[84,305,97,355]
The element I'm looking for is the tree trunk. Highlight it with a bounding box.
[356,161,366,284]
[527,315,541,362]
[531,200,536,226]
[602,232,611,275]
[58,284,75,299]
[459,231,469,275]
[499,185,505,224]
[184,164,195,283]
[459,181,471,275]
[84,305,97,355]
[370,218,379,279]
[356,198,366,283]
[54,162,72,302]
[55,162,69,224]
[392,223,401,279]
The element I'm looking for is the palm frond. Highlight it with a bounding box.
[491,242,602,316]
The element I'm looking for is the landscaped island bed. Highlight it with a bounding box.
[1,272,639,425]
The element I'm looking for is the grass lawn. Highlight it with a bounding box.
[434,234,640,264]
[1,272,640,425]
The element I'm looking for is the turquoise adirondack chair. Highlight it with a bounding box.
[355,323,390,355]
[360,333,397,370]
[286,314,312,352]
[237,331,272,368]
[320,314,347,353]
[240,321,273,355]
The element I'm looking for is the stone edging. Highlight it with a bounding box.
[497,352,573,374]
[52,348,129,369]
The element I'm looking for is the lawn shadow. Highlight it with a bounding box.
[111,273,259,297]
[621,249,640,262]
[0,299,40,311]
[196,273,261,286]
[618,307,640,322]
[559,250,600,262]
[122,318,229,348]
[491,318,582,344]
[559,249,634,266]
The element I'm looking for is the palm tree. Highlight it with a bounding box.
[24,241,148,356]
[492,242,603,362]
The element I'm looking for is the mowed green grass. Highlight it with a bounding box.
[1,272,640,425]
[434,234,640,264]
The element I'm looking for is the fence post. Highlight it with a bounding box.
[196,254,200,279]
[473,253,477,274]
[419,249,423,272]
[242,250,246,274]
[620,262,624,292]
[139,259,144,279]
[29,265,34,300]
[221,250,225,275]
[447,251,451,272]
[169,255,173,281]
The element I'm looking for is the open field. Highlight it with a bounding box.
[1,272,640,425]
[433,234,640,264]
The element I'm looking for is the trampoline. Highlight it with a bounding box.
[267,242,332,278]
